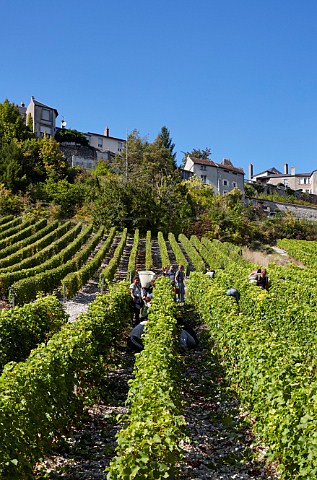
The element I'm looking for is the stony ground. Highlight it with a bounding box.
[33,298,280,480]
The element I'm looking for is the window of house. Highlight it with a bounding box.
[39,125,51,138]
[98,138,103,148]
[201,175,207,183]
[223,190,228,194]
[284,179,289,186]
[86,135,91,142]
[200,164,207,171]
[118,142,123,152]
[299,177,310,185]
[223,179,228,186]
[232,181,237,188]
[41,109,50,121]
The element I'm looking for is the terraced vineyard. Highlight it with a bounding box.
[1,215,317,479]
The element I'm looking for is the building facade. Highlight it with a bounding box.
[183,156,245,194]
[24,96,58,139]
[85,127,125,160]
[250,163,317,195]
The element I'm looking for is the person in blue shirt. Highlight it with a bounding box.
[167,265,176,284]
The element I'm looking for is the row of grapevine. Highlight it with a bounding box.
[277,238,317,266]
[0,220,60,262]
[62,226,117,299]
[157,231,170,267]
[0,216,23,235]
[1,224,93,296]
[0,218,47,249]
[0,295,67,371]
[185,236,317,479]
[178,233,205,272]
[107,277,185,479]
[100,228,128,284]
[0,281,130,479]
[8,225,101,304]
[0,215,14,227]
[0,217,33,242]
[168,232,188,270]
[127,229,139,279]
[0,222,80,274]
[145,230,153,270]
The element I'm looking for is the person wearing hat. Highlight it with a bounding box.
[226,287,240,303]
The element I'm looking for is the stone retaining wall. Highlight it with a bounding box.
[249,198,317,221]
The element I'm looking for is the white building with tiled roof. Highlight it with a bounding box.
[250,163,317,194]
[183,155,244,194]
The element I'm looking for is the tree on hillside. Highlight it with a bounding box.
[181,147,212,167]
[112,129,177,185]
[112,129,147,181]
[0,99,33,144]
[91,160,113,177]
[0,141,28,192]
[38,135,69,180]
[189,147,212,159]
[158,126,176,163]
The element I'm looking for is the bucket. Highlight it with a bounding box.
[138,271,155,288]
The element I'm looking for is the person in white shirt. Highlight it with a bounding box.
[127,320,148,352]
[205,268,215,278]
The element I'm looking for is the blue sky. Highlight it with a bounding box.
[1,0,317,177]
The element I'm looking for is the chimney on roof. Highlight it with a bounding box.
[284,163,288,174]
[104,127,109,137]
[291,165,295,175]
[248,163,253,180]
[222,158,233,166]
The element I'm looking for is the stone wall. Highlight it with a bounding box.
[59,143,97,165]
[249,198,317,221]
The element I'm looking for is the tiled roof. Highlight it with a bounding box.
[257,172,312,178]
[254,167,282,176]
[188,156,216,166]
[188,156,244,174]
